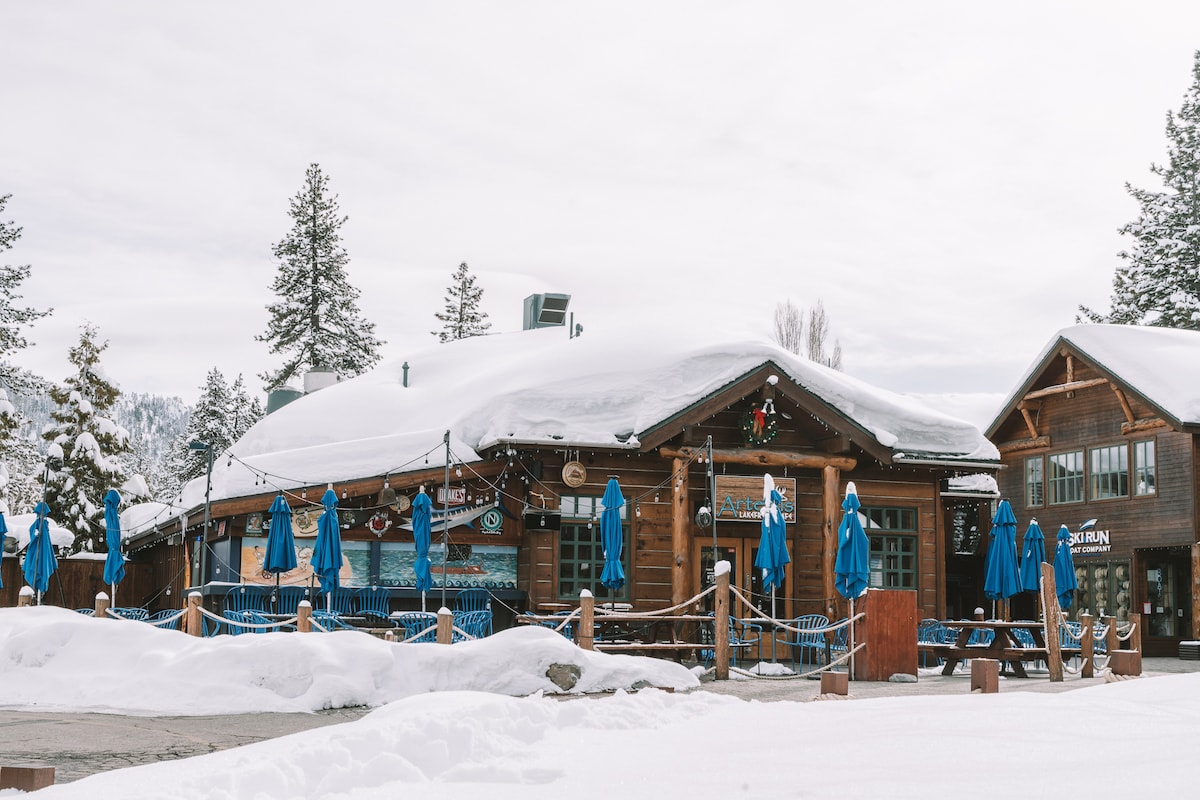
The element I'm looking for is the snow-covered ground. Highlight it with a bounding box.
[1,607,1197,798]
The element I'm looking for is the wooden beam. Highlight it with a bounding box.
[659,446,856,471]
[1122,417,1168,435]
[822,465,840,610]
[1023,377,1107,401]
[1019,406,1039,441]
[671,456,690,609]
[1111,385,1136,425]
[996,436,1051,454]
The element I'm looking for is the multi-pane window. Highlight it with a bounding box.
[558,494,628,601]
[1048,450,1084,505]
[1089,445,1129,500]
[1025,456,1044,508]
[860,506,917,590]
[1134,440,1156,496]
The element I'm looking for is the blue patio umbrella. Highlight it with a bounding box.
[23,501,57,600]
[411,488,433,610]
[264,494,296,610]
[102,489,126,593]
[1053,524,1078,611]
[754,474,790,594]
[834,482,870,677]
[983,499,1021,613]
[310,489,343,611]
[599,477,626,590]
[1018,518,1046,594]
[0,510,7,590]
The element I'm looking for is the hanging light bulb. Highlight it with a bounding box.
[302,488,307,500]
[635,504,642,518]
[456,466,462,477]
[341,489,347,500]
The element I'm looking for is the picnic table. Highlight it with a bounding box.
[924,619,1067,678]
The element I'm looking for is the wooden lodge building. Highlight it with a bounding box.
[987,324,1200,656]
[121,321,1001,629]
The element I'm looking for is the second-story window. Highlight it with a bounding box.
[1089,444,1129,500]
[1048,450,1084,504]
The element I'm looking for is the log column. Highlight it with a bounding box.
[822,465,840,613]
[671,456,691,609]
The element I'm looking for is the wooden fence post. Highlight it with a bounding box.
[437,607,453,644]
[715,561,730,681]
[1080,612,1094,679]
[579,590,595,651]
[297,600,312,632]
[186,592,202,637]
[1040,563,1063,682]
[17,586,33,607]
[1128,612,1142,654]
[95,591,111,619]
[1104,615,1118,654]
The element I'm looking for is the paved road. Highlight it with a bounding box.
[2,657,1197,785]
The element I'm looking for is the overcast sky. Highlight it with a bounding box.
[3,2,1200,421]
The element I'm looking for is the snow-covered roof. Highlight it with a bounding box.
[2,512,74,550]
[165,324,996,518]
[988,323,1200,434]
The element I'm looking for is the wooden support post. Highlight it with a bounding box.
[1129,612,1142,654]
[671,457,690,610]
[1080,612,1094,679]
[186,591,202,637]
[822,466,840,611]
[437,607,453,644]
[1104,615,1118,655]
[1040,563,1063,682]
[95,592,111,619]
[1193,543,1200,641]
[579,591,595,651]
[715,563,730,681]
[17,587,33,607]
[971,658,999,693]
[297,601,312,633]
[0,765,55,792]
[384,630,395,642]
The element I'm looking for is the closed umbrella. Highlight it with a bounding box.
[754,474,790,662]
[599,477,626,591]
[412,488,433,611]
[834,481,870,677]
[264,494,296,611]
[983,499,1021,618]
[0,510,7,590]
[102,489,125,602]
[1053,524,1078,611]
[310,489,343,613]
[23,501,57,603]
[1018,518,1046,594]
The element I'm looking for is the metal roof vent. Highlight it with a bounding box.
[523,293,571,329]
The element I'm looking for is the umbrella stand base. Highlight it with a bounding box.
[820,671,848,696]
[970,659,999,693]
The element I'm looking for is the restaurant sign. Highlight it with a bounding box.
[1070,528,1112,555]
[714,475,797,524]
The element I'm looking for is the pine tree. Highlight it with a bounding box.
[165,370,264,498]
[257,164,384,390]
[228,374,264,441]
[42,324,133,553]
[0,194,53,392]
[433,262,492,342]
[1081,51,1200,327]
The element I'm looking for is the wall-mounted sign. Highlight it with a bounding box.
[245,512,264,536]
[562,461,587,487]
[1070,528,1112,555]
[437,486,467,504]
[714,475,797,523]
[480,507,505,533]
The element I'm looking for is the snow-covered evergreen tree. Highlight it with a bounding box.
[42,324,134,553]
[1081,51,1200,327]
[0,193,53,394]
[164,369,263,498]
[433,262,492,342]
[257,163,384,391]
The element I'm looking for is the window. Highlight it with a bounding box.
[1047,450,1084,504]
[558,494,628,601]
[1025,456,1044,508]
[1089,444,1129,500]
[860,505,917,590]
[1134,440,1156,496]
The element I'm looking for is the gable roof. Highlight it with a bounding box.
[986,323,1200,437]
[173,324,997,511]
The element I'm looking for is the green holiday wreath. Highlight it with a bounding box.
[741,401,778,447]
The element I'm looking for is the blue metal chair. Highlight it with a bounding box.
[75,608,95,616]
[396,611,439,643]
[312,609,357,632]
[222,609,253,635]
[146,609,181,630]
[827,618,849,669]
[786,614,829,671]
[277,585,312,615]
[223,585,268,614]
[245,609,295,633]
[110,607,149,621]
[452,609,493,641]
[454,588,491,614]
[356,587,397,628]
[314,586,355,615]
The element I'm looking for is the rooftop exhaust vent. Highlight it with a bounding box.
[523,293,571,329]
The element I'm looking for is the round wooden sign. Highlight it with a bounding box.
[394,493,411,512]
[562,461,587,488]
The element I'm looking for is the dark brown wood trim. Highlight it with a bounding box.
[659,445,857,471]
[1023,377,1108,401]
[996,436,1051,454]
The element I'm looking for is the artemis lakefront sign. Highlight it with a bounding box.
[714,475,797,524]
